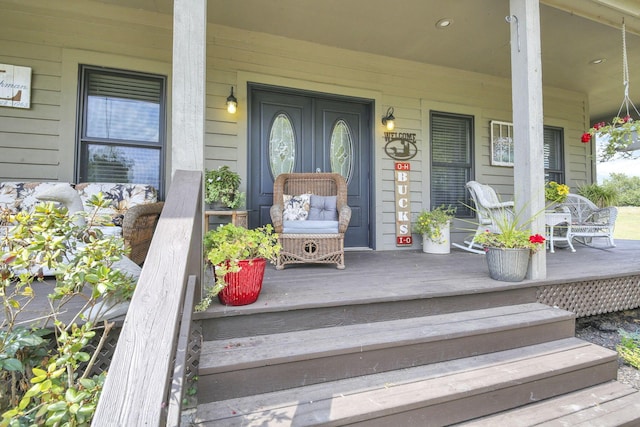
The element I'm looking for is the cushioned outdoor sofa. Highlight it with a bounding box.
[0,181,164,265]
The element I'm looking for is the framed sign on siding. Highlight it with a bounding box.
[490,120,514,167]
[394,162,412,246]
[0,64,31,109]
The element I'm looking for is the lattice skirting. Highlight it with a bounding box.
[277,233,345,269]
[86,321,202,387]
[537,275,640,317]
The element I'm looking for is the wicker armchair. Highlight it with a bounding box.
[121,202,164,265]
[270,173,351,269]
[560,194,617,248]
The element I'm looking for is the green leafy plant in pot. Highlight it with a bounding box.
[198,223,281,309]
[473,204,546,282]
[414,205,456,254]
[204,165,245,209]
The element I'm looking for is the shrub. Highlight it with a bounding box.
[577,183,618,208]
[0,196,136,425]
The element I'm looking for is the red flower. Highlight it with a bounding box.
[623,115,632,123]
[581,133,592,143]
[529,234,545,244]
[593,122,606,130]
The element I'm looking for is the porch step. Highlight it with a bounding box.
[194,338,619,426]
[459,381,640,426]
[195,283,536,341]
[197,303,575,402]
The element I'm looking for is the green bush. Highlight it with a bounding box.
[617,330,640,369]
[0,195,136,426]
[577,183,618,207]
[602,173,640,206]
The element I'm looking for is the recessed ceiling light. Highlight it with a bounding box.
[436,18,453,29]
[589,58,606,65]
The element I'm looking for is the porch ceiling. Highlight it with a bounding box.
[99,0,640,123]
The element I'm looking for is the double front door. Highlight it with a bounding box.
[248,85,372,248]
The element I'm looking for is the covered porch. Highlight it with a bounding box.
[11,172,633,425]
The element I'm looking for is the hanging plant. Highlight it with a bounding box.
[581,19,640,162]
[582,115,640,161]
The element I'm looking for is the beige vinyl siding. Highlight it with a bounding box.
[0,0,172,182]
[0,0,591,250]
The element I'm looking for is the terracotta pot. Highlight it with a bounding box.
[218,258,267,306]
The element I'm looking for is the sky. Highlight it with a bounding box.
[597,156,640,183]
[595,135,640,183]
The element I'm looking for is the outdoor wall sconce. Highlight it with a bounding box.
[382,107,395,130]
[226,87,238,114]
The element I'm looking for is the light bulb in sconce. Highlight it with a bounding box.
[382,107,395,130]
[226,87,238,114]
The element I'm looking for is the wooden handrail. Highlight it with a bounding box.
[93,170,202,426]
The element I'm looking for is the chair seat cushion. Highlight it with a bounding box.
[283,220,339,234]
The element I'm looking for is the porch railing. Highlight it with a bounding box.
[93,169,202,426]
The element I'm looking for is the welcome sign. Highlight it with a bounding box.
[0,64,31,109]
[394,161,412,246]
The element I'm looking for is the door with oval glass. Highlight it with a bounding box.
[248,85,372,248]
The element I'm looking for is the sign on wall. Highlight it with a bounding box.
[384,132,418,160]
[394,161,412,246]
[0,64,31,109]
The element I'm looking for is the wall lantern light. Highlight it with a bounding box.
[382,107,395,130]
[226,86,238,114]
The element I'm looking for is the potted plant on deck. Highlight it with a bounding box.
[197,223,281,309]
[474,207,546,282]
[414,205,456,254]
[204,165,245,209]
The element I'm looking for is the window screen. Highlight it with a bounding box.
[544,126,564,184]
[430,112,474,217]
[77,66,166,194]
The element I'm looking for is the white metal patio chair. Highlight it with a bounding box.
[452,181,514,254]
[559,193,617,248]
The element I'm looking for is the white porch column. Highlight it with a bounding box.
[171,0,207,176]
[509,0,546,279]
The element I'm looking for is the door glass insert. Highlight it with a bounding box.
[330,119,353,182]
[269,113,295,177]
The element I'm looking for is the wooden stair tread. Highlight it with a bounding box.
[200,303,573,373]
[195,338,617,426]
[459,381,640,426]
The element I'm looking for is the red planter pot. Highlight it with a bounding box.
[217,258,267,306]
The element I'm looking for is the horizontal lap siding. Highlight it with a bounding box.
[0,1,172,181]
[0,1,589,250]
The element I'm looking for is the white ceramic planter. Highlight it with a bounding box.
[422,222,451,254]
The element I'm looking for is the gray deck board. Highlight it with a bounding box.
[200,303,570,372]
[197,240,640,319]
[8,240,640,329]
[460,381,640,426]
[194,339,616,426]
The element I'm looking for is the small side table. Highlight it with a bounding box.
[204,210,248,233]
[545,211,575,253]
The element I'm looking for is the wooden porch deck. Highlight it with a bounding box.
[193,239,640,425]
[204,238,640,319]
[7,239,640,329]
